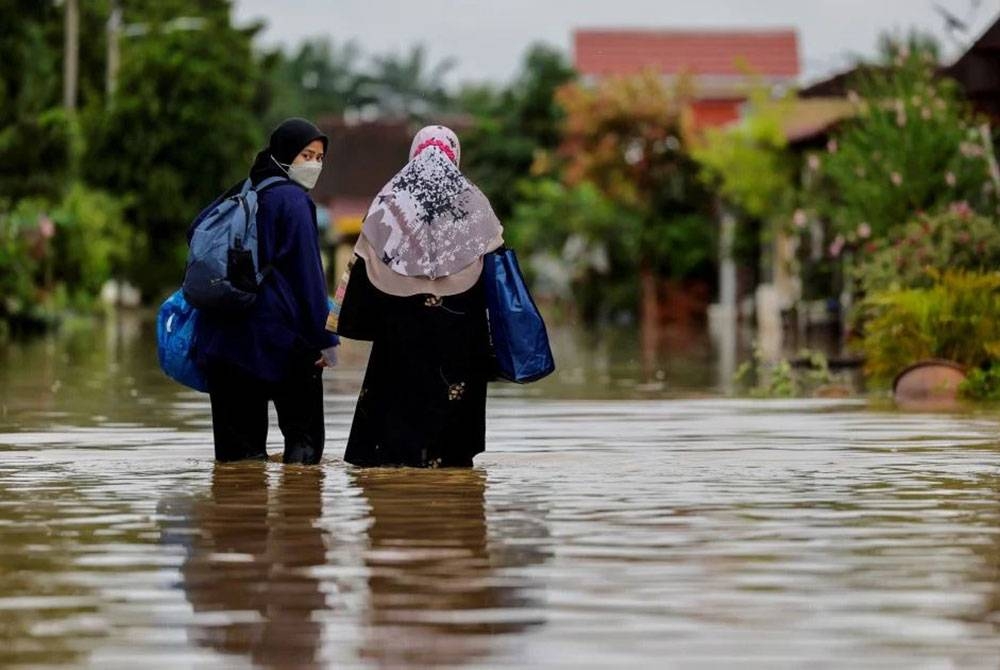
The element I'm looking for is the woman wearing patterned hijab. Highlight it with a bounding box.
[327,126,504,467]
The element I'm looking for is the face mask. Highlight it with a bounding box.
[273,156,323,190]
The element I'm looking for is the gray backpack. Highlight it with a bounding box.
[182,176,285,312]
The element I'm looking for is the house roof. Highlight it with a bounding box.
[943,14,1000,118]
[311,119,414,206]
[573,28,800,79]
[779,97,857,146]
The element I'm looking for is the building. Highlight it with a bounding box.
[573,28,800,129]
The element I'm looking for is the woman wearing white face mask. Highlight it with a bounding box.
[188,117,338,465]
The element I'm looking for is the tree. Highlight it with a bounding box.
[263,37,371,126]
[364,44,455,121]
[804,41,995,243]
[0,0,74,200]
[692,87,795,222]
[554,71,714,281]
[84,0,269,297]
[461,44,576,220]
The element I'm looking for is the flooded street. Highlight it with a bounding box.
[1,317,998,668]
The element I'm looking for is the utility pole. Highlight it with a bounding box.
[63,0,79,111]
[106,0,122,98]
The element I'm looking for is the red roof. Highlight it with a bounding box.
[574,29,800,79]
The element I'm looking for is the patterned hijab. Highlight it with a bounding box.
[360,126,502,280]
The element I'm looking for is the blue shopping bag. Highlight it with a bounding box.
[483,248,555,383]
[157,289,208,392]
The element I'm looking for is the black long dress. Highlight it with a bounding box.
[334,257,492,467]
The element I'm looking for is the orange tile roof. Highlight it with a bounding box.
[574,29,800,78]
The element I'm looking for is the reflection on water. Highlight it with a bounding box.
[168,464,327,667]
[1,315,999,667]
[355,469,546,666]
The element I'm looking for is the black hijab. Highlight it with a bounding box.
[248,117,329,186]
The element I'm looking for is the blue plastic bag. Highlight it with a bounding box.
[157,289,208,392]
[483,248,555,383]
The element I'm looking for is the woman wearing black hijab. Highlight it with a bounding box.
[189,118,338,465]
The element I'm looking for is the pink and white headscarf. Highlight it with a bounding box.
[361,126,502,280]
[409,125,461,167]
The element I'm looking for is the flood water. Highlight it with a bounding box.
[1,316,998,668]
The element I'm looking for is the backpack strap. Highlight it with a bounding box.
[251,176,289,282]
[254,176,288,193]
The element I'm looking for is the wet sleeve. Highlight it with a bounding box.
[281,195,339,351]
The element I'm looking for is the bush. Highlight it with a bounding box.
[858,270,1000,385]
[803,45,995,242]
[960,363,1000,401]
[0,199,45,321]
[0,185,129,322]
[50,184,131,307]
[507,179,644,321]
[854,205,1000,295]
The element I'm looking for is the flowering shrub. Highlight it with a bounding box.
[854,205,1000,295]
[802,45,996,243]
[0,185,129,327]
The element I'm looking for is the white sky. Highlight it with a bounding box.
[232,0,1000,86]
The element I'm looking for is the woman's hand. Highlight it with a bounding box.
[315,345,338,368]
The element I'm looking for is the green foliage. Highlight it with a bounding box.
[508,175,716,321]
[0,1,73,200]
[855,205,1000,295]
[960,363,1000,401]
[803,43,995,240]
[507,179,643,320]
[262,38,371,126]
[0,199,44,321]
[84,2,266,296]
[364,44,455,120]
[734,348,837,398]
[50,184,131,304]
[0,184,129,320]
[859,271,1000,385]
[555,71,715,282]
[462,45,576,220]
[692,89,795,220]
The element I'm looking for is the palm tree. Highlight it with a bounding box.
[267,38,373,124]
[365,44,456,121]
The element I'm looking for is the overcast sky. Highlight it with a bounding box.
[232,0,1000,86]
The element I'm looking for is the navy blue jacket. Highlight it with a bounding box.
[190,181,338,383]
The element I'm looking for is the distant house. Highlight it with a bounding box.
[942,16,1000,121]
[794,12,1000,145]
[311,119,414,240]
[573,28,800,129]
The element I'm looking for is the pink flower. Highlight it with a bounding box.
[945,172,956,187]
[949,201,973,218]
[38,215,55,240]
[826,139,838,154]
[792,209,808,228]
[857,222,871,239]
[890,172,903,186]
[807,154,821,171]
[829,234,846,258]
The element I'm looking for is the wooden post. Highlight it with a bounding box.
[106,0,122,98]
[63,0,79,111]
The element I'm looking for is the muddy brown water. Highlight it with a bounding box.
[1,317,998,668]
